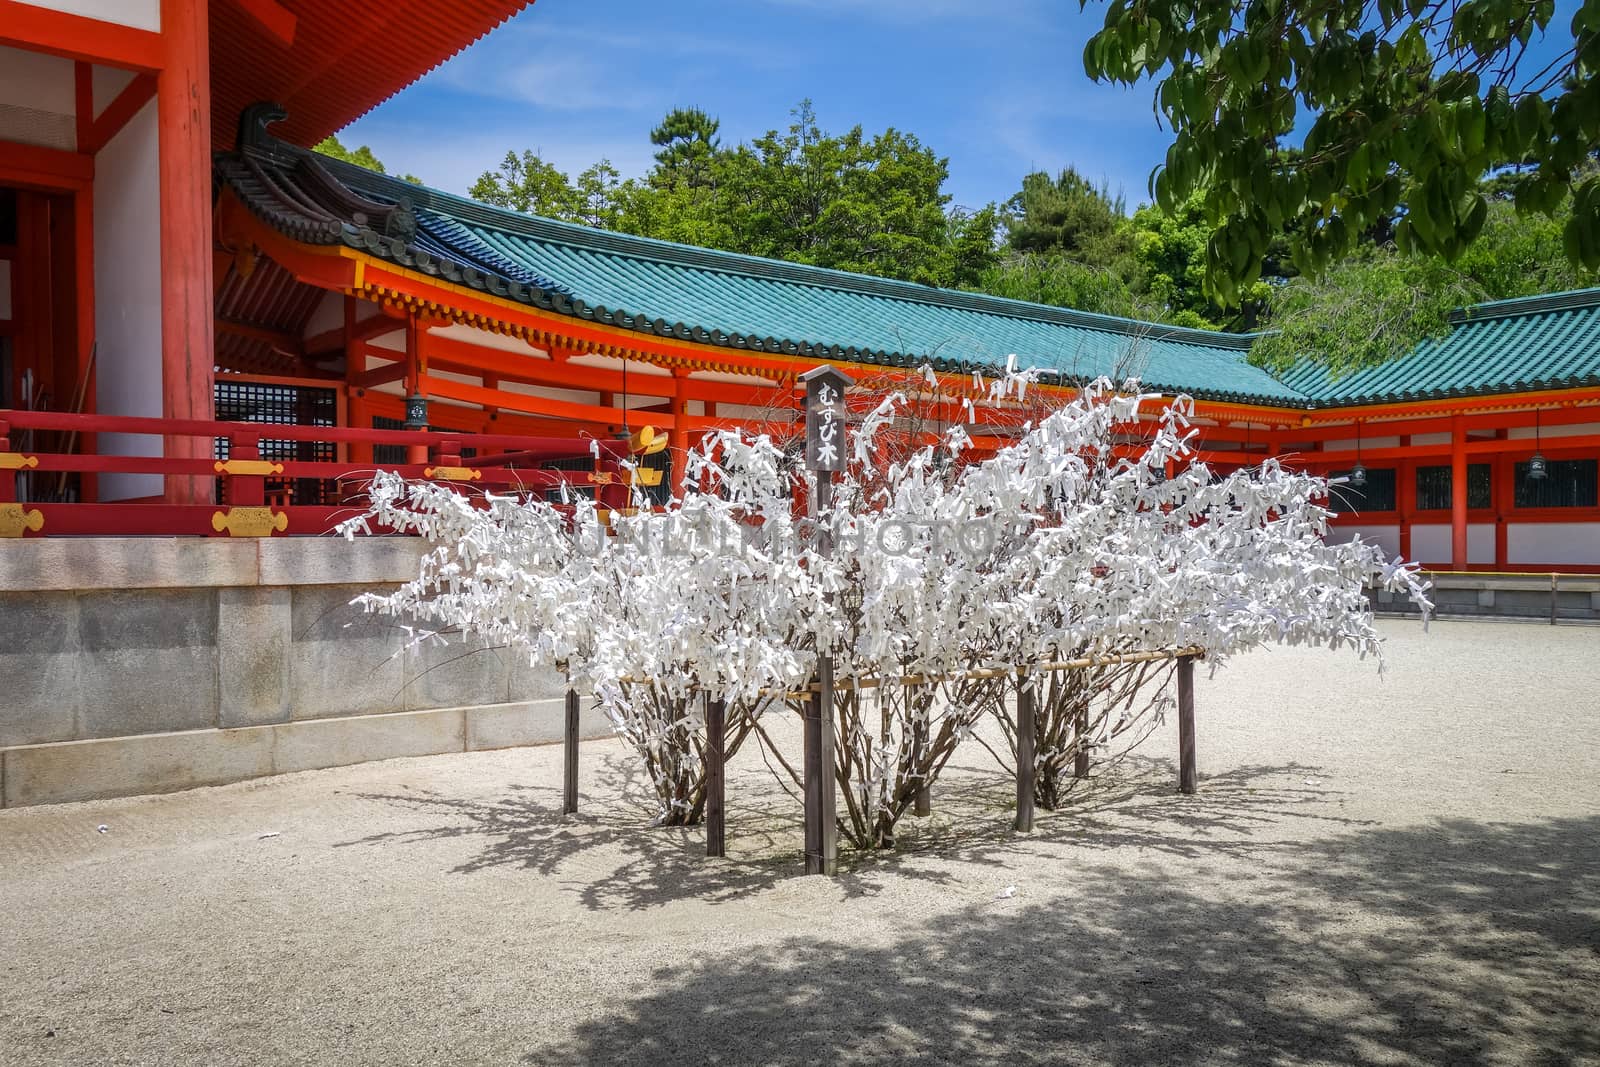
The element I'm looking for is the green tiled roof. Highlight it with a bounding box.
[218,123,1600,411]
[1277,288,1600,405]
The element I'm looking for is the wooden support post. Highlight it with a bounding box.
[912,699,931,817]
[804,470,838,874]
[1450,414,1468,570]
[562,687,579,815]
[404,314,428,465]
[799,364,847,876]
[1015,677,1036,832]
[0,422,14,504]
[1177,655,1198,795]
[1074,703,1091,779]
[158,0,215,506]
[226,434,264,506]
[705,694,726,857]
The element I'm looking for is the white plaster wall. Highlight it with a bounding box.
[499,379,601,406]
[1507,421,1600,440]
[93,100,162,501]
[1411,432,1451,447]
[1327,524,1401,559]
[1409,523,1495,566]
[430,322,547,357]
[303,290,342,338]
[1324,435,1401,451]
[17,0,159,31]
[90,63,135,117]
[0,45,76,149]
[1507,523,1600,566]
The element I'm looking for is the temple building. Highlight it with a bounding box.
[0,0,1596,806]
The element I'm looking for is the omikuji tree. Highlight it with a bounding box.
[345,367,1429,845]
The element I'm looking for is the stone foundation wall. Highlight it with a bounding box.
[0,538,606,807]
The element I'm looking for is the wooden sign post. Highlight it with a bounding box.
[798,364,851,875]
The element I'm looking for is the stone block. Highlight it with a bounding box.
[465,697,609,751]
[0,592,82,746]
[258,536,429,587]
[2,726,275,807]
[402,636,511,712]
[0,538,258,592]
[76,588,218,737]
[268,707,465,776]
[509,652,572,703]
[1591,591,1600,611]
[1477,589,1496,608]
[288,584,406,719]
[218,587,291,727]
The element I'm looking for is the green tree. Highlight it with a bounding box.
[313,136,421,184]
[469,150,582,218]
[974,253,1164,321]
[1252,193,1596,375]
[467,102,1000,289]
[1004,167,1133,263]
[1083,0,1600,302]
[649,107,721,192]
[717,100,997,285]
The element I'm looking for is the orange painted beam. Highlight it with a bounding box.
[421,373,678,431]
[1298,387,1600,425]
[83,73,158,154]
[0,0,164,70]
[0,140,93,192]
[306,313,400,354]
[158,0,215,505]
[74,62,93,151]
[1283,401,1600,441]
[424,332,791,408]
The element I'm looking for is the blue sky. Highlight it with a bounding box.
[340,0,1161,213]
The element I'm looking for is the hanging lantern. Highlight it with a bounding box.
[1349,419,1367,487]
[402,394,429,431]
[1528,409,1548,481]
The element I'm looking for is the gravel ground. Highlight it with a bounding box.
[2,618,1598,1066]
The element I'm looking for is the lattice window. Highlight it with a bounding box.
[1515,458,1599,508]
[1328,467,1397,513]
[214,380,338,505]
[1416,463,1492,511]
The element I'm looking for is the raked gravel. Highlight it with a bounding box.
[2,617,1598,1066]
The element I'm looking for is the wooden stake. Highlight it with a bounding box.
[1015,678,1036,832]
[1177,656,1197,795]
[804,472,838,876]
[912,708,931,817]
[705,694,726,857]
[1074,703,1091,780]
[562,687,579,815]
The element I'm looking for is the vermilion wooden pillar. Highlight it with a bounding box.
[1396,439,1414,564]
[670,371,689,496]
[1450,414,1468,569]
[72,188,97,501]
[404,313,427,464]
[158,0,214,504]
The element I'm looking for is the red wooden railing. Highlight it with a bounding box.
[0,409,665,537]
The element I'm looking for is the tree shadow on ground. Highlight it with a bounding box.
[529,815,1600,1066]
[338,753,1366,913]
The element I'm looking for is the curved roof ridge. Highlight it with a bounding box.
[298,143,1259,352]
[1449,287,1600,324]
